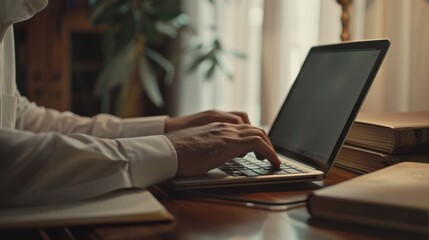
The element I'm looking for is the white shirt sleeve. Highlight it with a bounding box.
[16,94,168,138]
[0,129,178,206]
[0,95,178,206]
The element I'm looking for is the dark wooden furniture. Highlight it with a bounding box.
[2,166,422,240]
[14,1,102,116]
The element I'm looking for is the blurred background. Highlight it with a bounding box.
[14,0,429,126]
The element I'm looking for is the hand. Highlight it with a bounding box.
[166,122,281,177]
[164,110,250,133]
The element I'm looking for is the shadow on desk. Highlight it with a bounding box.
[161,181,324,206]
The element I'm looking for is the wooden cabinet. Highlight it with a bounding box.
[14,1,102,115]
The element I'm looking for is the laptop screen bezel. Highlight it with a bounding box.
[268,39,390,175]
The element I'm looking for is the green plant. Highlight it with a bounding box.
[91,0,245,113]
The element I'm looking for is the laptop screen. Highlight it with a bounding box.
[269,40,390,173]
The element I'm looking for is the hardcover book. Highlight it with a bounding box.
[346,111,429,154]
[307,162,429,235]
[335,144,429,174]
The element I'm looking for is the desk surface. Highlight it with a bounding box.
[2,167,423,240]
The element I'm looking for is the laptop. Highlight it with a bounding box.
[166,39,390,190]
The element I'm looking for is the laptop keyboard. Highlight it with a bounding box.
[218,155,309,177]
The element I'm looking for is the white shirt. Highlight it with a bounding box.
[0,0,178,206]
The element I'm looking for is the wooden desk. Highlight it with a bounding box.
[2,167,424,240]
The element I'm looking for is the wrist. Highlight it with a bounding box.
[164,118,172,133]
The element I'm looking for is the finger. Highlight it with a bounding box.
[229,111,251,124]
[227,124,274,152]
[241,136,281,168]
[238,128,271,149]
[255,153,265,160]
[236,125,274,148]
[210,112,245,125]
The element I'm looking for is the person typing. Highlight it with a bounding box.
[0,0,280,206]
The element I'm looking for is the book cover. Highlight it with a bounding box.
[307,162,429,235]
[346,111,429,154]
[0,189,173,229]
[335,144,429,174]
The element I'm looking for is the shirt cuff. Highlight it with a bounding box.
[118,135,178,188]
[121,116,169,138]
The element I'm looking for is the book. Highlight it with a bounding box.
[335,144,429,174]
[0,189,173,229]
[307,162,429,235]
[346,111,429,154]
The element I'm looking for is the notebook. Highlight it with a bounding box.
[0,190,173,229]
[166,40,390,190]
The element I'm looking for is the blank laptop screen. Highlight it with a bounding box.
[269,48,381,169]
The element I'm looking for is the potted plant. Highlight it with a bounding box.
[91,0,245,116]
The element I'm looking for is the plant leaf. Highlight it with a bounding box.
[153,13,188,38]
[184,36,204,51]
[224,49,247,59]
[101,28,117,61]
[205,60,217,80]
[150,0,182,20]
[140,12,163,45]
[171,13,189,28]
[145,48,175,85]
[139,55,164,107]
[155,21,179,38]
[94,41,136,96]
[215,53,234,79]
[91,0,130,26]
[187,49,215,73]
[114,12,137,53]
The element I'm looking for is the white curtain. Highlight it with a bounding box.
[178,0,264,124]
[177,0,429,126]
[261,0,341,125]
[350,0,429,113]
[178,0,341,125]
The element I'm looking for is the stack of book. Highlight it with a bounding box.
[335,111,429,174]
